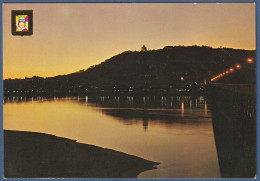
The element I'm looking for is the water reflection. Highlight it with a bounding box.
[181,101,185,117]
[4,95,207,108]
[4,95,220,178]
[205,99,208,116]
[81,95,208,109]
[4,95,212,133]
[142,117,149,131]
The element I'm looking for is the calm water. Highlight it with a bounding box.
[4,95,221,178]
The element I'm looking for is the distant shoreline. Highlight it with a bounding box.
[4,130,159,178]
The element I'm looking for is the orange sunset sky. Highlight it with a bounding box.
[3,3,255,79]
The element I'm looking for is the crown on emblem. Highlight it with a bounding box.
[18,17,26,21]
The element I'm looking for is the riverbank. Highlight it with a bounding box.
[4,130,159,178]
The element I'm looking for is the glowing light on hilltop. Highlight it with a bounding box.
[247,58,253,63]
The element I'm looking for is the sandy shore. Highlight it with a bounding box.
[4,130,159,178]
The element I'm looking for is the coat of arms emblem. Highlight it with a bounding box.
[16,15,28,31]
[12,10,33,36]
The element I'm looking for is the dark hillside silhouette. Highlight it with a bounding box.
[4,45,256,97]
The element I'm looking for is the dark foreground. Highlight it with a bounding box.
[4,130,159,178]
[208,85,256,178]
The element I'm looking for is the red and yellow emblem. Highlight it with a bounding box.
[16,15,29,31]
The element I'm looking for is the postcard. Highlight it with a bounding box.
[2,2,257,179]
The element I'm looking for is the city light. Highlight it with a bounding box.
[247,58,253,63]
[236,64,241,69]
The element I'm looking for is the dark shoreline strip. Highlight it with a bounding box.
[4,130,159,178]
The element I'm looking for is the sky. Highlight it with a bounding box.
[3,3,256,79]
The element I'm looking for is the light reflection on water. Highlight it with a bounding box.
[4,95,220,178]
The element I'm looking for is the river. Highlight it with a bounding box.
[3,95,221,178]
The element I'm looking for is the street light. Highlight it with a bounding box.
[236,64,241,69]
[247,58,253,63]
[230,68,234,72]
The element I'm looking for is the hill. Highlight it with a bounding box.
[4,45,256,97]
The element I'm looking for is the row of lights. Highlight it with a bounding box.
[210,58,253,82]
